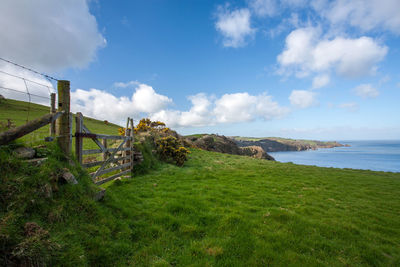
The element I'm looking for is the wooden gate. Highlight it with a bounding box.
[75,112,136,185]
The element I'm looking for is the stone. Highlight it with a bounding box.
[41,183,53,198]
[26,157,47,166]
[94,188,106,201]
[14,147,35,159]
[114,177,122,185]
[60,169,78,184]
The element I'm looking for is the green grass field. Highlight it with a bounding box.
[2,99,400,266]
[2,143,399,266]
[100,149,400,266]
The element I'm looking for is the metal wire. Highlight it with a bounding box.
[0,57,58,81]
[0,69,54,90]
[0,86,51,100]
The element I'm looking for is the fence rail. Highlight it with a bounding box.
[75,113,136,185]
[0,111,63,145]
[1,73,140,185]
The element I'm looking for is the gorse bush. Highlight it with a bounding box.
[156,136,189,166]
[119,118,189,166]
[134,118,166,134]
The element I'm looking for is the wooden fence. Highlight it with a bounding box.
[0,80,69,146]
[75,114,137,185]
[0,80,141,185]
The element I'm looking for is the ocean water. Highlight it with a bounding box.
[268,140,400,173]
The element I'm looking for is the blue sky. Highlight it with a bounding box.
[1,0,399,140]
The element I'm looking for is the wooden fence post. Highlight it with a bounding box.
[130,118,134,171]
[56,80,71,155]
[124,128,131,168]
[49,93,56,136]
[75,112,83,164]
[102,139,108,161]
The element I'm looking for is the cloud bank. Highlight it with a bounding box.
[71,83,289,127]
[277,27,388,79]
[0,0,105,72]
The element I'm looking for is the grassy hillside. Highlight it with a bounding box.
[0,99,121,148]
[2,142,400,266]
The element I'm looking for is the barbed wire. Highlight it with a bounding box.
[0,57,58,81]
[0,69,54,94]
[0,86,51,100]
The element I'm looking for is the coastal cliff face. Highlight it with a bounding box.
[185,134,275,160]
[232,137,346,152]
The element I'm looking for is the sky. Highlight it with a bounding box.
[0,0,400,140]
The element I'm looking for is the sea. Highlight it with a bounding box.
[268,140,400,173]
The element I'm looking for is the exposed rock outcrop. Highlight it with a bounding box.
[239,146,275,160]
[186,134,275,160]
[233,137,347,152]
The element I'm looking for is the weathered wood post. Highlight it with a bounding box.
[130,118,134,171]
[49,93,56,136]
[75,112,83,164]
[102,139,108,161]
[56,80,71,155]
[124,128,131,169]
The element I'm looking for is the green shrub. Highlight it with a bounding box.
[156,136,189,166]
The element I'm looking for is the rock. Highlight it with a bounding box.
[233,137,347,152]
[94,188,106,201]
[189,134,276,160]
[0,94,5,102]
[239,146,275,160]
[26,157,47,166]
[60,168,78,184]
[14,147,36,159]
[41,183,53,198]
[114,177,122,185]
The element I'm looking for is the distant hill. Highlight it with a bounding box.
[231,136,348,152]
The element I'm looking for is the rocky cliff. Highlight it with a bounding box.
[185,134,275,160]
[232,137,347,152]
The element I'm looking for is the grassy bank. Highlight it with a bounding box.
[2,142,400,266]
[0,99,120,148]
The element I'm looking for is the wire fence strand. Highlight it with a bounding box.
[0,57,58,81]
[0,58,59,143]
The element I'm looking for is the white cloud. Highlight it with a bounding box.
[214,92,289,123]
[131,84,172,113]
[0,0,105,72]
[214,93,257,123]
[152,92,289,128]
[71,83,289,128]
[249,0,306,17]
[353,84,379,98]
[215,6,255,48]
[289,90,317,108]
[339,102,359,112]
[71,83,172,124]
[151,94,213,127]
[312,74,330,88]
[113,81,140,88]
[312,0,400,34]
[180,94,213,126]
[278,27,388,78]
[249,0,277,17]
